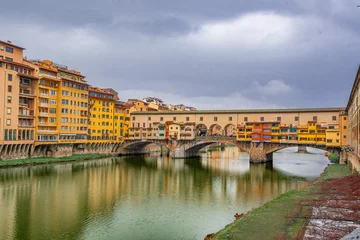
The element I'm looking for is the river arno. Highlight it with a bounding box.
[0,147,329,240]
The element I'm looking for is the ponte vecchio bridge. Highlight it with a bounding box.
[121,108,348,162]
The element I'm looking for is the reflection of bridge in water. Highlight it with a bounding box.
[120,136,341,162]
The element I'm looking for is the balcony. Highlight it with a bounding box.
[40,93,49,98]
[19,91,35,97]
[20,81,31,87]
[37,129,58,133]
[40,112,48,117]
[19,125,34,128]
[18,114,35,118]
[39,72,61,80]
[19,110,35,118]
[38,122,48,126]
[40,102,49,107]
[19,103,29,108]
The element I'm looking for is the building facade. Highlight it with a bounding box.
[130,108,348,148]
[88,87,115,143]
[0,40,36,158]
[346,65,360,169]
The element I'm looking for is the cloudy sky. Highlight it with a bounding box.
[3,0,360,109]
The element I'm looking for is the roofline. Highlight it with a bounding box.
[0,40,25,50]
[346,65,360,111]
[131,107,345,115]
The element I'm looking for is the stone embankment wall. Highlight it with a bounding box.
[0,143,119,161]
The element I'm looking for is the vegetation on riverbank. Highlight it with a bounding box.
[211,164,353,240]
[0,153,113,168]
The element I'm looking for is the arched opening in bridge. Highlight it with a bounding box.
[224,124,236,137]
[208,124,222,136]
[123,141,170,155]
[196,124,208,136]
[184,140,249,159]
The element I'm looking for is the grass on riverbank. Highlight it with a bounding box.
[212,164,353,240]
[0,153,111,168]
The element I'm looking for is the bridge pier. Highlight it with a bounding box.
[249,142,273,163]
[297,145,307,153]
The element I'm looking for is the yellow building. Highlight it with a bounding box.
[57,65,89,145]
[326,124,341,147]
[88,87,115,143]
[339,112,348,146]
[271,122,280,143]
[27,60,61,145]
[113,104,126,142]
[169,123,181,139]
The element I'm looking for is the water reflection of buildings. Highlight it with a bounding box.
[0,150,310,240]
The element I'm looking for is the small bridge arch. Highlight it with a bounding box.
[183,137,251,158]
[120,140,171,155]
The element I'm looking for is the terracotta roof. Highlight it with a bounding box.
[0,40,25,50]
[58,68,85,78]
[17,73,38,80]
[0,58,35,70]
[132,108,345,115]
[61,76,89,86]
[39,65,58,73]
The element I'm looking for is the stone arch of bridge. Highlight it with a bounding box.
[208,124,222,136]
[121,141,171,154]
[224,123,236,137]
[261,143,329,157]
[196,124,208,136]
[185,139,251,158]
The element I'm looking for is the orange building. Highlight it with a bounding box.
[0,40,36,150]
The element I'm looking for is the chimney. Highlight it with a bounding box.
[7,40,12,44]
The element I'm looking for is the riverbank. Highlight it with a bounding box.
[0,153,116,168]
[209,164,356,240]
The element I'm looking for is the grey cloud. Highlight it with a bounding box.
[2,0,360,109]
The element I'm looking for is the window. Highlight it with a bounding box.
[50,90,56,96]
[244,117,248,121]
[277,117,281,121]
[50,99,56,104]
[7,85,12,92]
[143,123,145,128]
[160,117,164,121]
[6,119,11,125]
[173,117,176,121]
[7,108,11,114]
[260,117,264,121]
[7,96,11,103]
[214,117,218,121]
[4,129,8,140]
[6,46,13,53]
[344,117,347,120]
[7,74,12,81]
[344,135,347,138]
[5,57,13,61]
[295,116,299,121]
[313,116,317,121]
[148,117,151,121]
[229,117,232,121]
[132,116,135,121]
[200,117,203,121]
[344,126,347,129]
[186,117,190,121]
[50,108,56,114]
[50,118,56,123]
[332,116,337,121]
